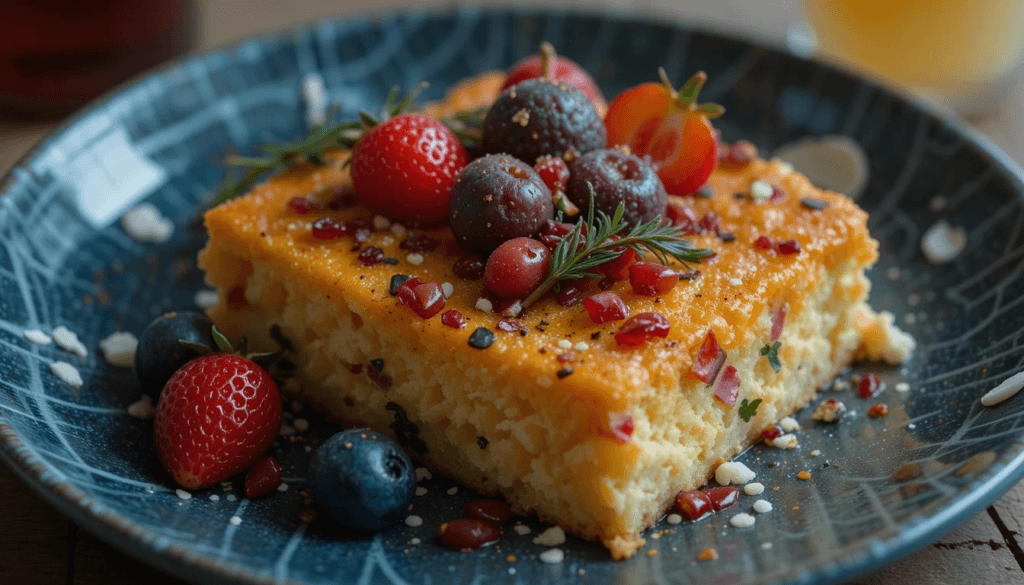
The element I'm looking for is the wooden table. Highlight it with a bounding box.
[2,1,1024,583]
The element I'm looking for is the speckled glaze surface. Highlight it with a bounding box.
[2,8,1024,585]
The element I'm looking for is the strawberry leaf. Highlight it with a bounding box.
[211,325,234,354]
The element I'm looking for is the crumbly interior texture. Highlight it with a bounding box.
[201,247,873,558]
[197,72,912,559]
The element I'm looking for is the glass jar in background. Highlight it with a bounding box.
[0,0,195,117]
[805,0,1024,117]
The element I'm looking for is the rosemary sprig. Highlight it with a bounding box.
[212,83,430,206]
[521,187,714,308]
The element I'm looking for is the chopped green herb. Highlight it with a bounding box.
[761,341,782,373]
[738,398,762,423]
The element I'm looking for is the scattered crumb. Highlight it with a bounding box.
[533,526,566,547]
[415,468,432,481]
[50,361,83,388]
[446,486,458,496]
[715,461,756,485]
[538,548,564,564]
[895,382,910,393]
[229,516,242,525]
[405,515,423,527]
[981,372,1024,406]
[666,513,682,525]
[647,549,658,557]
[514,524,531,535]
[813,399,847,422]
[730,513,756,528]
[293,418,309,432]
[226,494,237,502]
[832,379,850,392]
[122,204,173,243]
[126,395,155,419]
[698,547,718,561]
[99,332,138,367]
[772,434,798,449]
[475,298,493,313]
[175,489,192,500]
[209,494,220,501]
[194,289,220,309]
[752,499,773,514]
[762,542,773,550]
[778,416,800,433]
[797,470,811,481]
[23,329,52,345]
[810,449,821,457]
[406,253,424,266]
[415,487,428,496]
[886,267,901,281]
[921,220,967,264]
[743,482,765,496]
[410,537,421,545]
[277,483,289,492]
[52,326,88,357]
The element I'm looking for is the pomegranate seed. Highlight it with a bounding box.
[484,238,551,299]
[597,276,615,290]
[396,278,446,319]
[534,155,570,192]
[770,185,786,202]
[345,219,373,243]
[705,486,740,512]
[496,317,525,333]
[357,246,385,266]
[859,374,886,398]
[721,140,756,168]
[288,196,319,214]
[693,330,726,384]
[753,235,775,250]
[558,285,582,307]
[583,292,629,324]
[761,424,782,441]
[400,233,440,254]
[311,217,344,240]
[666,203,699,234]
[244,456,283,498]
[597,411,635,443]
[629,262,679,296]
[869,403,889,418]
[698,212,720,235]
[615,312,670,346]
[441,309,467,329]
[675,490,713,521]
[597,246,635,280]
[538,219,586,252]
[712,365,741,406]
[465,500,512,527]
[438,519,502,551]
[776,239,802,255]
[453,254,485,280]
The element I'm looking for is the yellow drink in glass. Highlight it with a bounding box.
[807,0,1024,113]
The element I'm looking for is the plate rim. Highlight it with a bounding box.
[2,6,1024,585]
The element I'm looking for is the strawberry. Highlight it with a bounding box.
[350,112,468,224]
[154,352,282,490]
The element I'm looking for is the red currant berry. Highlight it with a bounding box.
[628,262,679,296]
[583,292,628,324]
[615,312,670,346]
[484,237,551,299]
[776,239,802,255]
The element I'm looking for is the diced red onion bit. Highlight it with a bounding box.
[858,373,886,398]
[770,304,787,342]
[396,277,446,319]
[693,330,726,384]
[712,365,741,406]
[615,312,670,346]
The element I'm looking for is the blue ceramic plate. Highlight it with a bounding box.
[2,8,1024,585]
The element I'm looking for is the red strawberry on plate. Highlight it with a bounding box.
[351,112,468,224]
[154,352,282,490]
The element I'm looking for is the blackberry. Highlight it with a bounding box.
[448,154,553,252]
[481,78,605,164]
[565,148,667,226]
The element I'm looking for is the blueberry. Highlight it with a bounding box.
[135,311,215,393]
[309,429,416,532]
[448,154,553,252]
[566,148,667,226]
